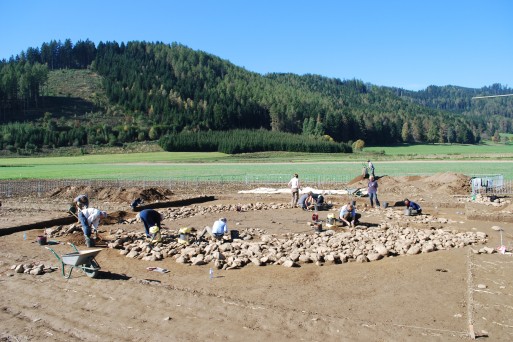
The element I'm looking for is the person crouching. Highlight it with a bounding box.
[198,218,228,241]
[339,203,361,227]
[78,208,107,247]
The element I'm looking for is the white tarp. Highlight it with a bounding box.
[238,186,367,196]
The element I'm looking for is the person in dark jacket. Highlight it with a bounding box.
[404,199,422,214]
[136,209,163,238]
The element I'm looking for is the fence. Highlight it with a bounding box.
[470,174,505,195]
[0,174,351,198]
[472,179,513,196]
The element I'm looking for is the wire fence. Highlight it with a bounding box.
[0,174,351,198]
[1,173,512,198]
[472,179,513,196]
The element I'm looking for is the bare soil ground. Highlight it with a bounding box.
[1,173,513,341]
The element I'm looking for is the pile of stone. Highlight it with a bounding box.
[470,194,510,206]
[10,263,57,275]
[162,202,289,220]
[46,224,82,238]
[107,224,487,269]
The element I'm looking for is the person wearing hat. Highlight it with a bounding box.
[136,209,163,239]
[404,199,422,214]
[198,217,228,241]
[79,207,107,247]
[73,194,89,210]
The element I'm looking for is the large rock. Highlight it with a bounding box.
[126,250,139,258]
[407,245,421,255]
[356,255,368,263]
[374,244,389,257]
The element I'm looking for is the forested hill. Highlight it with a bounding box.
[1,39,512,153]
[391,84,513,121]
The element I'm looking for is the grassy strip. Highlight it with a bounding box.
[1,158,512,180]
[364,142,513,156]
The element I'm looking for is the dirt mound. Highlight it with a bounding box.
[419,172,471,195]
[47,186,173,204]
[345,173,472,201]
[347,175,366,186]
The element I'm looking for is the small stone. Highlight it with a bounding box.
[356,255,368,263]
[15,265,24,273]
[483,247,495,254]
[282,260,297,268]
[163,316,171,321]
[407,245,421,255]
[477,284,487,289]
[30,268,44,275]
[367,252,382,261]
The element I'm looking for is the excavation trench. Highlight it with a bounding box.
[0,195,215,236]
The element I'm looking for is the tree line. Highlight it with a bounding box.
[1,39,512,153]
[159,129,351,154]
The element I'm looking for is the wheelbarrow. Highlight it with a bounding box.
[46,243,102,279]
[345,187,365,197]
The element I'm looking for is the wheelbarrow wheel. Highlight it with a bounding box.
[84,260,99,278]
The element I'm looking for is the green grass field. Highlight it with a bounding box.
[1,150,512,181]
[363,141,513,156]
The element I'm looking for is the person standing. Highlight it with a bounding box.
[287,173,300,208]
[367,175,380,208]
[367,160,375,178]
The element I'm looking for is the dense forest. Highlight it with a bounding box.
[1,39,512,154]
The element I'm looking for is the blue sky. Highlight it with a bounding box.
[1,0,511,91]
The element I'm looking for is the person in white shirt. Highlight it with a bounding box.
[198,218,228,241]
[287,173,300,207]
[79,207,107,247]
[339,203,361,227]
[367,160,375,178]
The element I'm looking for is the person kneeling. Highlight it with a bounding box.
[339,203,361,227]
[404,198,422,215]
[198,218,228,241]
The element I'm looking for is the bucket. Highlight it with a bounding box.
[326,213,336,227]
[382,202,388,208]
[230,230,239,240]
[178,233,191,245]
[312,213,319,222]
[403,208,412,216]
[313,223,322,233]
[37,235,47,245]
[351,200,356,206]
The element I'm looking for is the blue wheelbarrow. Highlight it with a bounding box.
[46,243,102,279]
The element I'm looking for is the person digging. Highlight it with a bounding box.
[136,209,164,243]
[77,208,107,247]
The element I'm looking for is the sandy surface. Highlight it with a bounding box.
[1,173,513,341]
